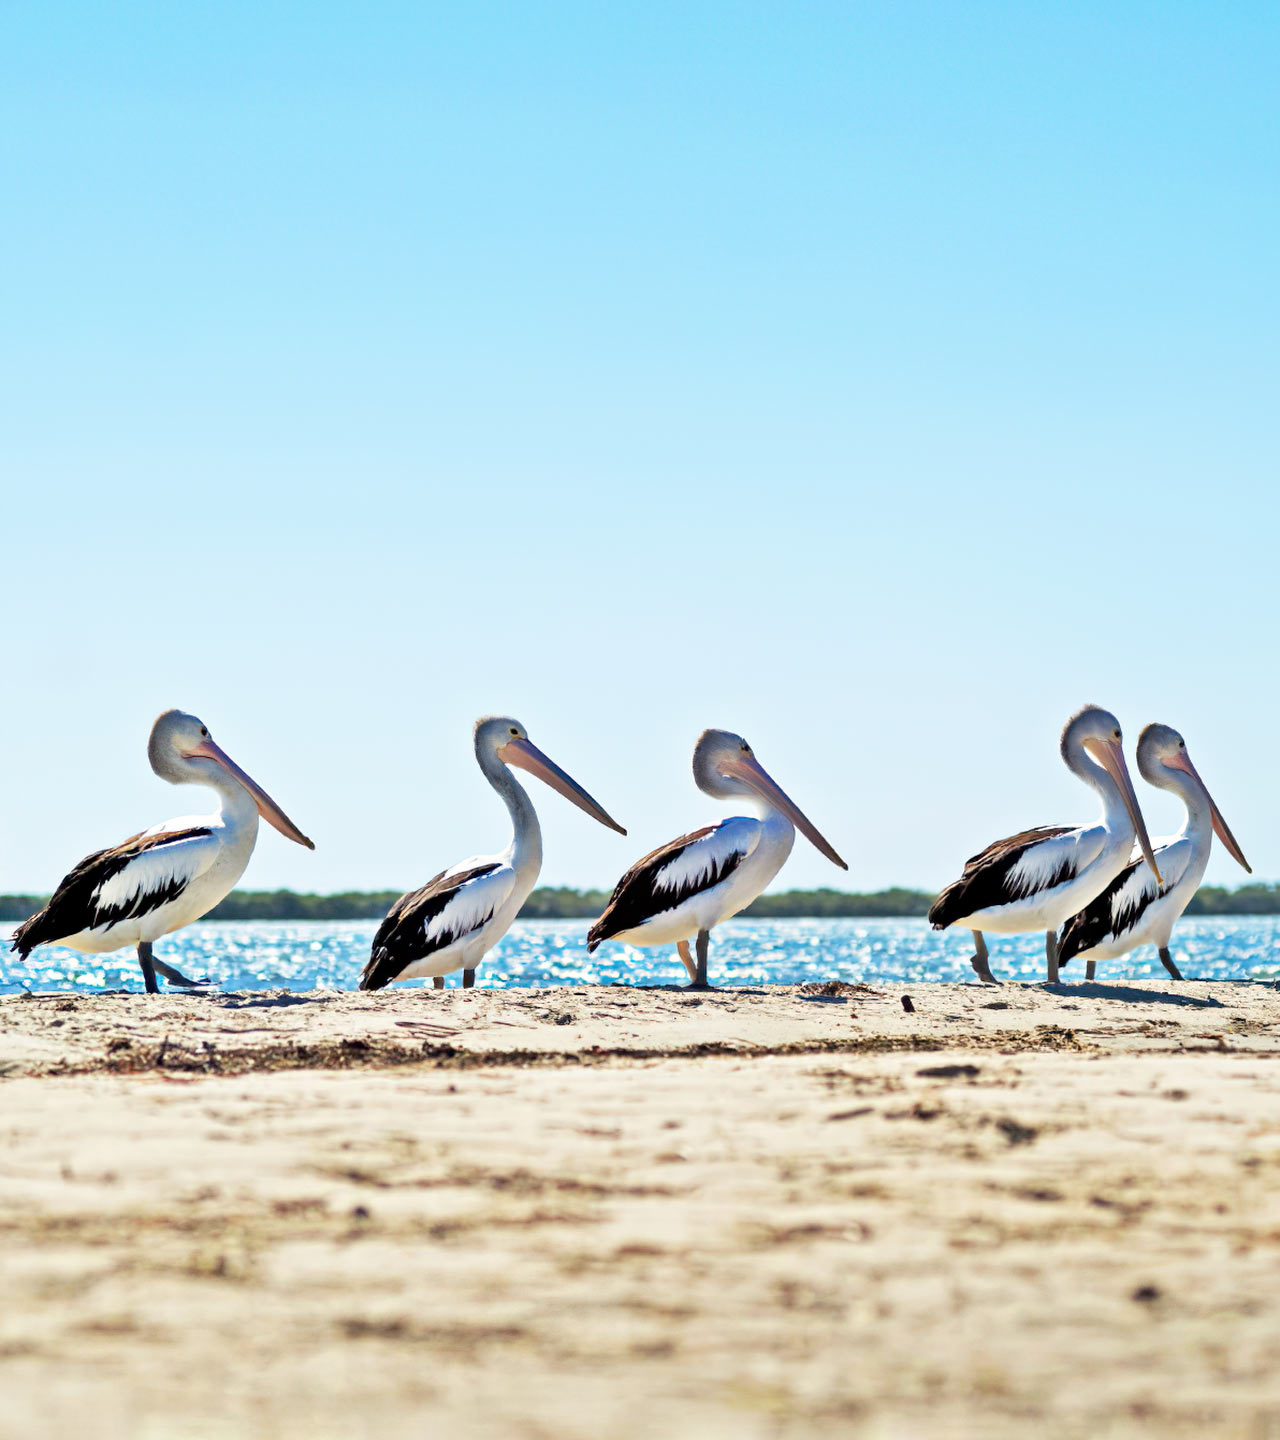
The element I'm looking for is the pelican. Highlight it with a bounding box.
[928,705,1162,984]
[1058,723,1251,980]
[360,716,625,990]
[12,710,314,992]
[587,728,847,988]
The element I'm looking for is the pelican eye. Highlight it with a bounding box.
[200,727,208,737]
[509,727,519,736]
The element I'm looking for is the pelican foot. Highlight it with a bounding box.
[967,931,998,985]
[137,942,159,994]
[152,959,214,989]
[676,940,697,984]
[969,956,1000,985]
[688,929,713,991]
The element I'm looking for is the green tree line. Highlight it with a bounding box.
[3,883,1280,924]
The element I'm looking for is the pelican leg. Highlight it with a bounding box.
[969,930,998,985]
[1085,959,1097,981]
[1158,946,1184,981]
[462,969,476,989]
[151,956,211,988]
[136,942,159,995]
[432,976,445,990]
[685,929,713,991]
[1046,930,1060,985]
[676,941,697,983]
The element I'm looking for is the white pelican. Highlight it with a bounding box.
[12,710,314,992]
[587,728,847,988]
[360,716,625,990]
[1058,723,1251,980]
[928,705,1162,984]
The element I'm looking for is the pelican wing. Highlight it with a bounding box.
[587,818,760,951]
[11,826,219,956]
[1059,840,1191,964]
[928,824,1091,930]
[360,860,517,989]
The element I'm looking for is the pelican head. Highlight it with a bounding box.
[692,728,847,869]
[475,715,626,834]
[148,709,314,849]
[1061,704,1160,885]
[1138,723,1251,873]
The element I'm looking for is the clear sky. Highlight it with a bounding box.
[2,2,1276,897]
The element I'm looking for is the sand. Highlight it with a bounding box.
[3,978,1280,1439]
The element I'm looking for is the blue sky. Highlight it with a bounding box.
[2,2,1276,896]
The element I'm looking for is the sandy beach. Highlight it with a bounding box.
[3,979,1280,1439]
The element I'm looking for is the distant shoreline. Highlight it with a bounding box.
[3,883,1278,924]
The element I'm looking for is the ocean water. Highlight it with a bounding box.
[2,916,1279,994]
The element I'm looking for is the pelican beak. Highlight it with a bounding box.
[720,754,848,870]
[499,737,626,835]
[1087,737,1161,886]
[1166,750,1251,873]
[188,739,315,849]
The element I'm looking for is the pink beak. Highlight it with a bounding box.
[1165,750,1251,873]
[498,736,626,835]
[1087,737,1162,887]
[720,754,848,870]
[189,738,315,850]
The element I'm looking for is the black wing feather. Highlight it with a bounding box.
[1058,860,1150,965]
[928,825,1077,931]
[11,828,215,958]
[587,824,744,952]
[359,862,503,991]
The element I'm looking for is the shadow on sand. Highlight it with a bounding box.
[218,993,326,1010]
[619,983,768,996]
[1045,982,1223,1008]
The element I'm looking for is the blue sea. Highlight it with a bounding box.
[2,916,1279,994]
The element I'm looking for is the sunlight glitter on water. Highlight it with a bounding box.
[2,917,1279,994]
